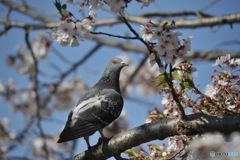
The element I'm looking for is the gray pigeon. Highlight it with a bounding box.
[57,58,128,148]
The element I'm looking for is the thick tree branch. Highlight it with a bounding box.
[94,13,240,29]
[74,113,240,160]
[1,12,239,34]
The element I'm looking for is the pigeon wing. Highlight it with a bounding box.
[57,89,123,143]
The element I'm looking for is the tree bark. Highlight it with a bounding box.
[74,113,240,160]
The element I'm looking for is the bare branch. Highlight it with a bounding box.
[6,118,35,152]
[0,0,54,23]
[200,0,220,11]
[92,37,240,61]
[50,43,102,94]
[25,30,49,160]
[164,65,186,118]
[94,13,240,29]
[141,11,212,18]
[1,12,239,31]
[91,31,138,40]
[74,113,240,160]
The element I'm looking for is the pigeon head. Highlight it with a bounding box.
[103,58,128,76]
[95,58,128,92]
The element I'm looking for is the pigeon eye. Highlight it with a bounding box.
[112,60,117,64]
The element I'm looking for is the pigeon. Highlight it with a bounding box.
[57,58,128,148]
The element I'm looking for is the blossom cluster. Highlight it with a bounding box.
[126,135,194,159]
[48,9,96,47]
[140,22,192,73]
[49,0,156,46]
[6,34,50,75]
[0,117,16,157]
[201,54,240,115]
[142,54,239,159]
[82,0,155,11]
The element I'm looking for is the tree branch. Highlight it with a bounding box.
[141,11,212,18]
[74,113,240,160]
[91,31,138,40]
[92,37,240,61]
[0,0,53,23]
[94,13,240,29]
[25,30,50,160]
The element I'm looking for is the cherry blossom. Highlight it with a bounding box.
[104,0,126,13]
[140,25,154,41]
[48,2,97,47]
[140,23,192,68]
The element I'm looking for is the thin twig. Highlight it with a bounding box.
[120,13,185,118]
[168,64,186,118]
[90,31,138,40]
[200,0,220,11]
[120,14,150,52]
[25,30,50,160]
[51,43,102,94]
[1,0,53,23]
[6,117,35,152]
[141,11,212,18]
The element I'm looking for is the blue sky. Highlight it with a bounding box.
[0,0,240,158]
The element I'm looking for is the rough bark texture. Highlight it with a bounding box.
[74,113,240,160]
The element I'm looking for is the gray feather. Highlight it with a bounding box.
[58,58,127,143]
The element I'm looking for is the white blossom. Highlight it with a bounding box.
[89,0,103,9]
[205,84,217,98]
[76,19,92,38]
[32,37,49,59]
[104,0,126,13]
[213,54,231,66]
[140,25,154,41]
[0,117,10,128]
[218,80,228,86]
[88,10,97,23]
[230,57,240,66]
[69,36,79,47]
[148,53,156,67]
[48,22,76,46]
[183,36,192,51]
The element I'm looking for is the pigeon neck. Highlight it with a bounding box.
[96,70,121,93]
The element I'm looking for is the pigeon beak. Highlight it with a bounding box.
[121,61,129,66]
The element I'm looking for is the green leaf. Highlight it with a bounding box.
[125,149,138,157]
[172,70,181,81]
[184,77,195,90]
[147,114,164,120]
[162,21,169,27]
[53,0,62,14]
[151,144,164,152]
[62,4,67,10]
[154,74,168,88]
[182,82,192,90]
